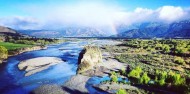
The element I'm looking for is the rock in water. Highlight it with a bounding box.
[77,46,102,74]
[18,57,64,76]
[62,75,90,94]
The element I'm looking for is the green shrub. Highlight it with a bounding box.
[139,72,150,84]
[158,79,165,86]
[111,71,117,76]
[175,47,188,54]
[155,70,167,86]
[116,89,127,94]
[172,73,185,86]
[121,68,126,75]
[111,75,118,83]
[174,57,185,65]
[162,45,170,53]
[110,71,118,83]
[128,66,142,79]
[0,46,8,60]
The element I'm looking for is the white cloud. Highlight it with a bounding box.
[119,6,189,25]
[158,6,185,22]
[0,16,43,30]
[35,3,125,27]
[0,3,189,35]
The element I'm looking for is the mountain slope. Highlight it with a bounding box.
[115,20,190,38]
[165,20,190,38]
[0,26,21,36]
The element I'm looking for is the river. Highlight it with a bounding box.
[0,40,89,94]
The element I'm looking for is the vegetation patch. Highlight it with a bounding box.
[0,42,32,51]
[101,39,190,94]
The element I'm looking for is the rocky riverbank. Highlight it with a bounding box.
[33,40,126,94]
[0,46,46,64]
[33,75,89,94]
[9,46,47,56]
[63,41,126,93]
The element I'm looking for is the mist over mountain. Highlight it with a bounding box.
[114,20,190,38]
[17,27,107,38]
[15,19,190,38]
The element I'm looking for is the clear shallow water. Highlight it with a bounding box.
[86,76,130,94]
[0,41,87,94]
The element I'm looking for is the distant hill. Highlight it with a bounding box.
[0,26,21,36]
[17,27,106,38]
[114,20,190,38]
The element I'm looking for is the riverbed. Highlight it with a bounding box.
[0,40,121,94]
[0,40,89,94]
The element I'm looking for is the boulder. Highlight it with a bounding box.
[77,46,102,74]
[62,75,90,94]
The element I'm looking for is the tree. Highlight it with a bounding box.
[0,46,8,61]
[139,72,150,84]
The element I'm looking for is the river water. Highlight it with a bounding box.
[0,40,120,94]
[0,41,88,94]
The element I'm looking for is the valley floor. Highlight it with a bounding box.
[1,39,190,94]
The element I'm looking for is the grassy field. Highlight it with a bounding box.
[101,39,190,93]
[0,42,33,51]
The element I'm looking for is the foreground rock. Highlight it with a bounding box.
[18,57,64,76]
[77,46,102,74]
[33,75,90,94]
[81,66,109,77]
[32,84,65,94]
[62,75,90,94]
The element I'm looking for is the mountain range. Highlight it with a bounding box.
[1,20,190,38]
[17,27,106,38]
[114,20,190,38]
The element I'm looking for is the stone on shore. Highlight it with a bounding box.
[62,75,90,94]
[93,82,138,93]
[32,84,65,94]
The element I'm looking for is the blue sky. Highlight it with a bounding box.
[0,0,190,31]
[0,0,190,17]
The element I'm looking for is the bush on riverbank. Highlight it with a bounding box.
[0,46,8,62]
[116,89,127,94]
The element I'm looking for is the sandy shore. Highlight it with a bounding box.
[18,57,64,76]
